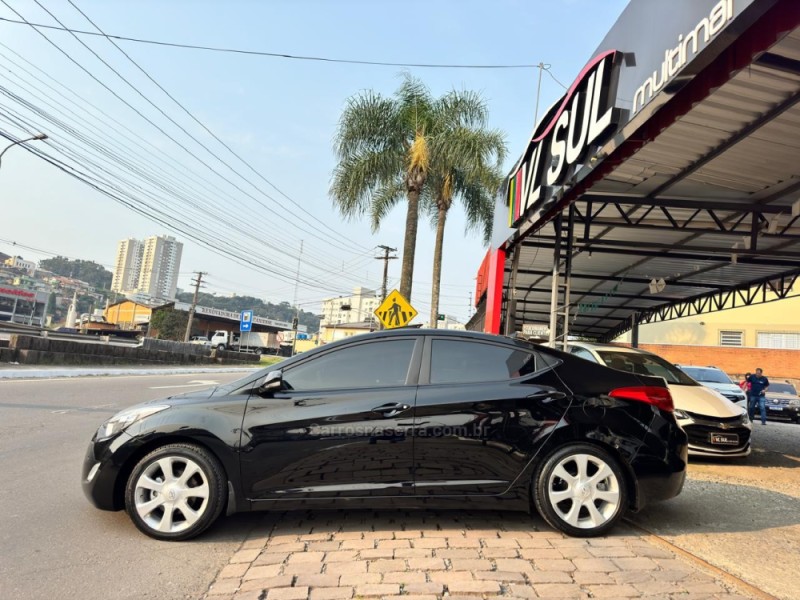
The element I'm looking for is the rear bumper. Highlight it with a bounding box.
[630,416,688,510]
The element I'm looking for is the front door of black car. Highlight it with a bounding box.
[240,337,421,500]
[412,338,570,497]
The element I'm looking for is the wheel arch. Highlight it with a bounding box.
[530,427,641,512]
[113,434,236,512]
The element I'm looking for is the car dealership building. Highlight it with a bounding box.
[469,0,800,356]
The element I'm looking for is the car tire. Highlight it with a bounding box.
[533,443,628,538]
[217,344,226,351]
[124,443,227,541]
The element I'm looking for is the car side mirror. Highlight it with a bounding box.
[257,370,284,396]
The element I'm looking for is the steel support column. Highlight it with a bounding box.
[547,213,562,345]
[505,244,521,336]
[631,313,639,348]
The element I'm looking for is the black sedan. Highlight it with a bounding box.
[83,329,688,540]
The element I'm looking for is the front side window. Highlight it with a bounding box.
[283,339,415,391]
[430,339,539,384]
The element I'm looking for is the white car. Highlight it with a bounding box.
[566,343,751,459]
[674,365,747,409]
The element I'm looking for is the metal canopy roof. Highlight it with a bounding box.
[505,20,800,343]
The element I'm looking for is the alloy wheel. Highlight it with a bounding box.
[133,456,210,534]
[546,453,621,529]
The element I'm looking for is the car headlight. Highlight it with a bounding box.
[741,411,750,424]
[673,409,690,420]
[96,405,170,441]
[789,399,800,407]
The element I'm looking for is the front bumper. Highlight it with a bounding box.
[81,431,134,511]
[678,413,752,458]
[765,405,800,422]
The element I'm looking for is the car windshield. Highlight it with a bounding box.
[679,367,732,384]
[769,383,797,395]
[596,350,696,385]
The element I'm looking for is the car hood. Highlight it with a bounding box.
[668,383,742,417]
[145,386,219,406]
[766,392,799,401]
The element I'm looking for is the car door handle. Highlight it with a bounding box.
[528,391,567,401]
[372,403,411,417]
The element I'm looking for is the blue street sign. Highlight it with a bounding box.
[240,310,253,332]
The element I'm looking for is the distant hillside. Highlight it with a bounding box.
[175,292,321,333]
[39,256,113,290]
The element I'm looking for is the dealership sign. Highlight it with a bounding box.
[507,50,621,227]
[0,286,36,301]
[633,0,734,114]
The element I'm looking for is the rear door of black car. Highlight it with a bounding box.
[411,336,570,497]
[240,336,422,500]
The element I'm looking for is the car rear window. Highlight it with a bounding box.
[596,351,696,385]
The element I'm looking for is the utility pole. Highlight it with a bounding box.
[184,271,204,342]
[291,241,303,356]
[375,245,398,302]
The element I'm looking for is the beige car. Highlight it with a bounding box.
[566,343,751,458]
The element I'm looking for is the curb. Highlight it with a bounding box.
[0,366,259,380]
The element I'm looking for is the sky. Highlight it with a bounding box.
[0,0,628,323]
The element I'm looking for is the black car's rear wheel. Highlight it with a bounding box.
[533,443,628,537]
[124,443,226,541]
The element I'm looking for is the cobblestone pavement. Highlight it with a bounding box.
[202,510,754,600]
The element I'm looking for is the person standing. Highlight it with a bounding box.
[746,368,770,425]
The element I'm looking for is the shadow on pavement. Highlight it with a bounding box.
[631,478,800,534]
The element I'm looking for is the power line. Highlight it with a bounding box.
[64,0,372,253]
[0,49,369,280]
[0,16,553,70]
[0,127,356,296]
[3,0,368,258]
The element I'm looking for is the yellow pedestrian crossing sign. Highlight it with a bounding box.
[374,289,418,329]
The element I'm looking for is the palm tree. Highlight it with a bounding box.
[331,75,434,302]
[424,97,506,326]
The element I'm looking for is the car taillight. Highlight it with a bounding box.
[609,386,674,413]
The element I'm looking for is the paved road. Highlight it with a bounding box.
[0,372,259,600]
[630,421,800,600]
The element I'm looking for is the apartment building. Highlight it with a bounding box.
[111,238,142,294]
[137,235,183,300]
[110,235,183,300]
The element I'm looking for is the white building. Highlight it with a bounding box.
[321,286,381,327]
[2,256,36,272]
[111,238,143,294]
[137,235,183,300]
[423,315,466,330]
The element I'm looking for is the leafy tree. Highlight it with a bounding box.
[423,94,506,326]
[149,308,189,341]
[39,256,113,290]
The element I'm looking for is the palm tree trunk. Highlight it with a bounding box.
[430,205,447,328]
[399,189,420,301]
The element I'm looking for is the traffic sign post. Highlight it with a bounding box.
[374,289,417,329]
[240,310,253,332]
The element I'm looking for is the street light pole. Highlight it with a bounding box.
[0,133,48,170]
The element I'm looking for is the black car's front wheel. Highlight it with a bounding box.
[124,443,226,541]
[533,443,628,537]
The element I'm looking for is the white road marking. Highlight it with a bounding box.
[149,379,220,389]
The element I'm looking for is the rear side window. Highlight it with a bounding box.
[430,339,539,384]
